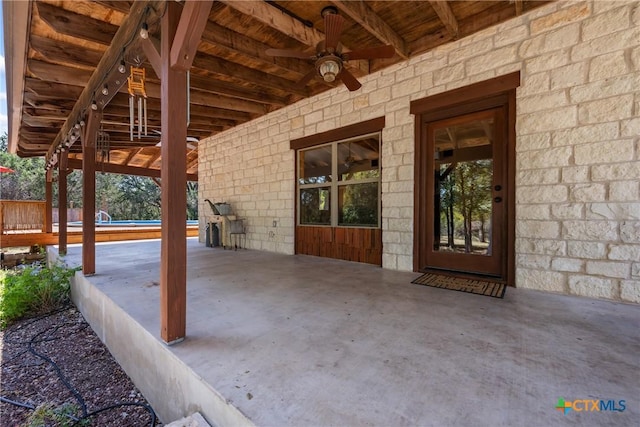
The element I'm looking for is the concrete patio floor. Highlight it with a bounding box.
[62,238,638,427]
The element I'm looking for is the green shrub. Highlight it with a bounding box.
[0,261,80,328]
[26,402,88,427]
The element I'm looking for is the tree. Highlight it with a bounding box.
[0,133,46,201]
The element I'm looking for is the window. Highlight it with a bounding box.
[298,133,381,227]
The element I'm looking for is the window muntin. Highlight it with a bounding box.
[298,133,381,228]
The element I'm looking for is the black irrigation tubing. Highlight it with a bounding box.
[1,305,158,426]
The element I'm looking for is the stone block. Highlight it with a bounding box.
[570,74,639,104]
[592,162,640,181]
[574,139,635,165]
[569,183,607,202]
[517,146,572,169]
[609,181,639,201]
[465,45,518,75]
[520,23,580,59]
[516,133,551,152]
[550,62,588,90]
[562,221,618,241]
[433,62,466,86]
[552,122,619,146]
[581,5,632,41]
[551,203,584,220]
[516,204,550,220]
[448,38,495,65]
[633,263,640,278]
[517,106,577,134]
[620,280,640,303]
[568,275,617,299]
[518,71,551,96]
[561,166,589,183]
[620,221,640,243]
[589,51,630,82]
[518,90,569,114]
[608,244,640,262]
[573,27,640,62]
[587,202,640,221]
[517,168,561,185]
[586,260,630,279]
[517,254,551,269]
[516,220,561,239]
[530,3,591,34]
[516,185,568,204]
[578,95,634,125]
[516,268,567,293]
[551,257,584,272]
[516,238,566,255]
[495,24,529,47]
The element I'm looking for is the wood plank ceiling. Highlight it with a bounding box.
[8,0,551,177]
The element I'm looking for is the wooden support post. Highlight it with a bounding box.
[82,110,102,275]
[58,153,68,255]
[160,1,188,344]
[45,169,53,233]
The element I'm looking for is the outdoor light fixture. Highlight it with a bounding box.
[101,84,109,96]
[118,60,126,74]
[317,56,342,83]
[80,120,85,127]
[140,22,149,39]
[74,123,81,130]
[91,100,98,110]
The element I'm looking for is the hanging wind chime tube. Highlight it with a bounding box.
[127,66,148,141]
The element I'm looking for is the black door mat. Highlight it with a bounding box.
[411,273,506,298]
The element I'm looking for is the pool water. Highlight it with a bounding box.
[68,220,198,227]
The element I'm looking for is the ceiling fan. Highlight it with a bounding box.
[152,130,198,150]
[266,6,395,91]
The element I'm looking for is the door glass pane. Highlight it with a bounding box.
[299,145,332,185]
[300,187,331,225]
[433,117,493,255]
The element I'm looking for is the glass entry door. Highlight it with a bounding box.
[424,108,506,277]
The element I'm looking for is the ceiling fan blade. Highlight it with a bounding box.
[337,68,361,91]
[324,13,345,51]
[343,45,395,61]
[296,69,317,89]
[265,48,312,59]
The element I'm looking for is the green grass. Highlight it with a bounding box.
[0,261,80,329]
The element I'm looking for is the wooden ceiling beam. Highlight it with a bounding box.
[218,0,324,47]
[201,20,311,77]
[170,0,214,70]
[24,78,84,99]
[428,1,459,39]
[191,52,309,97]
[36,2,119,46]
[332,1,409,59]
[30,35,104,70]
[66,158,198,181]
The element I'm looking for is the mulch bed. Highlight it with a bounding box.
[0,306,163,426]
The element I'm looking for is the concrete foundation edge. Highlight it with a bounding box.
[69,269,254,427]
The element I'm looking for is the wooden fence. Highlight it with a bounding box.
[0,200,46,234]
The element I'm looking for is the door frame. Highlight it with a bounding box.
[410,72,519,285]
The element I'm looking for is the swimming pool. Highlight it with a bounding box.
[67,220,199,227]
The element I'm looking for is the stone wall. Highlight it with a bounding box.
[200,0,640,303]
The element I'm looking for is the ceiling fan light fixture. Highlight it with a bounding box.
[318,56,341,83]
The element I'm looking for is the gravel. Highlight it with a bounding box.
[0,306,163,426]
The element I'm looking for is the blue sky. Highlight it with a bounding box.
[0,1,7,135]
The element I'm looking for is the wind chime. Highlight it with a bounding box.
[127,66,148,140]
[97,126,110,167]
